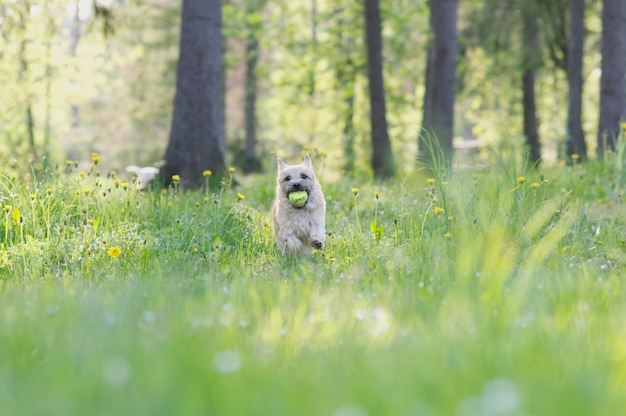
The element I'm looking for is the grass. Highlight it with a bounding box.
[1,147,626,416]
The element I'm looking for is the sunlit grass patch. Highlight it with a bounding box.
[0,152,626,415]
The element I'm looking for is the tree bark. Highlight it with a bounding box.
[419,0,458,171]
[162,0,225,188]
[566,0,586,161]
[597,0,626,154]
[17,7,37,164]
[364,0,394,178]
[522,9,541,166]
[243,28,262,173]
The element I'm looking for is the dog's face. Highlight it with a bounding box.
[276,154,318,199]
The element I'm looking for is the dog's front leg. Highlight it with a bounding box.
[309,219,325,250]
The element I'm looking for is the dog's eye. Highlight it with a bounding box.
[300,174,308,179]
[284,175,291,182]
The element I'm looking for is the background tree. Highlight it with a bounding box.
[522,3,541,166]
[566,0,586,160]
[240,0,266,173]
[364,0,394,178]
[597,0,626,154]
[17,2,37,164]
[420,0,458,170]
[161,0,225,188]
[0,0,618,179]
[330,1,362,174]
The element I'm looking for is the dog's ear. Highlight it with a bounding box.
[277,157,287,171]
[303,153,312,167]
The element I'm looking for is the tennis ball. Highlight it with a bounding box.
[289,191,308,207]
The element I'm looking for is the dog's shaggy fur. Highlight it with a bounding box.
[272,154,326,256]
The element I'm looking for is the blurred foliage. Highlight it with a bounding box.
[0,0,606,178]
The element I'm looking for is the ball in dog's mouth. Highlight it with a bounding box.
[288,190,308,207]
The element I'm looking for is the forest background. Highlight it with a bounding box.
[0,0,614,178]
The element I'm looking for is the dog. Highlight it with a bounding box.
[272,154,326,256]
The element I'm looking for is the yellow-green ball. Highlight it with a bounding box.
[289,191,308,207]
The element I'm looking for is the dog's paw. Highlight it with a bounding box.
[311,240,323,250]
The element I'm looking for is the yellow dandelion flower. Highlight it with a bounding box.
[193,247,199,253]
[92,153,100,164]
[351,187,359,196]
[29,194,36,201]
[80,171,86,179]
[45,188,52,195]
[447,215,454,221]
[444,232,452,239]
[237,193,245,200]
[114,179,120,188]
[195,202,200,207]
[122,182,129,190]
[426,178,435,185]
[203,170,212,177]
[517,176,526,184]
[530,182,540,189]
[83,189,90,196]
[571,153,580,160]
[107,246,122,258]
[11,208,20,223]
[3,205,12,212]
[433,206,444,215]
[432,196,439,203]
[621,122,626,131]
[66,160,72,166]
[228,167,236,173]
[172,175,181,182]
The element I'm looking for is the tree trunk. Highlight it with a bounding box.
[522,9,541,167]
[243,28,262,173]
[162,0,225,188]
[334,7,357,174]
[17,8,37,164]
[364,0,394,178]
[419,0,458,171]
[566,0,586,161]
[597,0,626,154]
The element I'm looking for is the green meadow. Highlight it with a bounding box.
[1,149,626,416]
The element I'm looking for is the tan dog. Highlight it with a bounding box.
[272,154,326,256]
